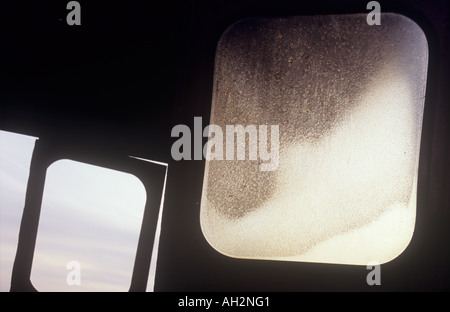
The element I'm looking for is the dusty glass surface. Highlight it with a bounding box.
[200,13,428,264]
[30,159,147,291]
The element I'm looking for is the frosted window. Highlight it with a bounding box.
[200,14,428,265]
[30,159,147,291]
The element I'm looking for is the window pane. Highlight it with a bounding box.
[30,159,147,291]
[200,13,428,265]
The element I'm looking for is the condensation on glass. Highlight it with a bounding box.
[200,13,428,265]
[30,159,147,291]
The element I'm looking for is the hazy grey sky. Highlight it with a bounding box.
[31,159,147,291]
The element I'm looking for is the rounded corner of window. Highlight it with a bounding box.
[378,226,416,266]
[46,158,71,171]
[199,213,238,261]
[386,12,429,48]
[216,17,259,48]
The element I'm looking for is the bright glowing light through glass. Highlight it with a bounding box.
[200,13,428,265]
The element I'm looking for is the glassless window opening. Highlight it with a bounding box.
[0,131,38,291]
[200,13,428,265]
[30,159,147,292]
